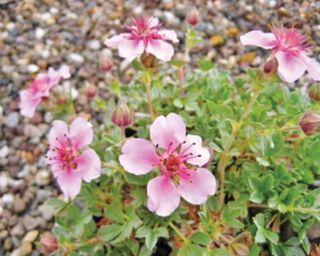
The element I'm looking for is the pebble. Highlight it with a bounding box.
[35,170,51,186]
[0,145,9,158]
[13,197,27,214]
[18,165,31,178]
[20,242,32,256]
[22,216,40,231]
[24,124,42,138]
[36,190,52,203]
[35,27,46,39]
[87,39,101,50]
[39,204,55,221]
[0,230,8,240]
[4,112,19,128]
[4,238,13,250]
[68,53,85,63]
[11,223,25,236]
[23,230,39,243]
[0,175,9,192]
[27,64,40,73]
[2,193,14,205]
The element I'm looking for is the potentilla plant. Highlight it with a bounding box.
[18,16,320,256]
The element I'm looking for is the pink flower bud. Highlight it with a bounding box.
[263,58,278,74]
[299,112,320,135]
[40,233,58,255]
[187,8,201,26]
[140,52,158,69]
[100,56,113,72]
[309,84,320,101]
[85,84,98,98]
[112,100,133,128]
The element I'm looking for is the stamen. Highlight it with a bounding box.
[179,142,196,156]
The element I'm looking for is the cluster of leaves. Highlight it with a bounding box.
[46,60,320,256]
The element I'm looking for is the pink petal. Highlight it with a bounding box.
[69,117,93,149]
[146,39,174,62]
[118,38,144,60]
[147,175,180,217]
[119,138,160,175]
[48,120,68,148]
[56,171,82,199]
[104,33,131,48]
[76,149,101,182]
[275,51,306,83]
[177,168,216,205]
[240,30,276,49]
[150,113,186,151]
[148,17,160,28]
[58,65,71,79]
[158,29,179,43]
[19,90,41,118]
[180,134,210,166]
[299,54,320,81]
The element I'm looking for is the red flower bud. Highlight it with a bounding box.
[85,84,98,98]
[100,55,113,72]
[309,84,320,101]
[263,58,278,74]
[187,8,201,27]
[40,233,58,255]
[299,112,320,135]
[112,100,133,128]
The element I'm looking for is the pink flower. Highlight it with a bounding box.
[240,26,320,83]
[20,65,70,118]
[46,117,101,199]
[105,17,178,62]
[119,113,216,217]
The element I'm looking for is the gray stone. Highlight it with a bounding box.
[36,190,52,203]
[11,223,25,236]
[22,216,40,230]
[2,193,14,205]
[39,204,55,221]
[307,222,320,240]
[0,230,8,240]
[68,53,84,63]
[35,170,51,186]
[13,197,27,214]
[4,112,19,128]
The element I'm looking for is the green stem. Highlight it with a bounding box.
[218,90,260,205]
[143,71,155,120]
[169,222,188,243]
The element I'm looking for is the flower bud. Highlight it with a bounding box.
[140,52,158,69]
[100,55,113,72]
[299,112,320,135]
[112,100,133,127]
[85,84,98,98]
[309,84,320,101]
[263,58,278,74]
[187,8,201,26]
[40,233,58,255]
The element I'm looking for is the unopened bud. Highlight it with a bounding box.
[309,84,320,101]
[100,55,113,72]
[140,52,158,69]
[112,101,133,128]
[85,84,98,98]
[263,58,278,74]
[40,233,58,255]
[299,112,320,135]
[187,8,201,27]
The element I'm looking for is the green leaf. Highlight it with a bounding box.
[98,224,123,242]
[189,231,211,246]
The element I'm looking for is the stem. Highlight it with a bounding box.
[218,90,260,205]
[144,72,155,120]
[169,222,188,242]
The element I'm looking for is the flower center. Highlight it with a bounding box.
[128,17,162,44]
[164,154,181,173]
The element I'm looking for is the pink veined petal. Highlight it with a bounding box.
[48,120,69,148]
[56,171,82,199]
[177,168,216,205]
[69,117,93,149]
[180,134,210,166]
[148,17,160,28]
[150,113,186,151]
[76,149,101,182]
[240,30,276,49]
[275,51,306,83]
[19,90,41,118]
[119,138,160,175]
[146,39,174,62]
[118,39,145,60]
[147,175,180,217]
[58,65,71,79]
[47,67,63,88]
[299,53,320,81]
[158,29,179,43]
[104,33,132,48]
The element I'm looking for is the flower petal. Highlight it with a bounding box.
[150,113,186,150]
[299,54,320,81]
[178,168,216,205]
[48,120,69,148]
[104,33,131,48]
[69,117,93,149]
[58,65,71,79]
[119,138,160,175]
[118,39,144,60]
[158,29,179,43]
[146,39,174,62]
[275,51,306,83]
[240,30,276,49]
[147,175,180,217]
[180,134,210,166]
[56,171,82,199]
[76,149,101,182]
[148,17,160,27]
[19,90,41,118]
